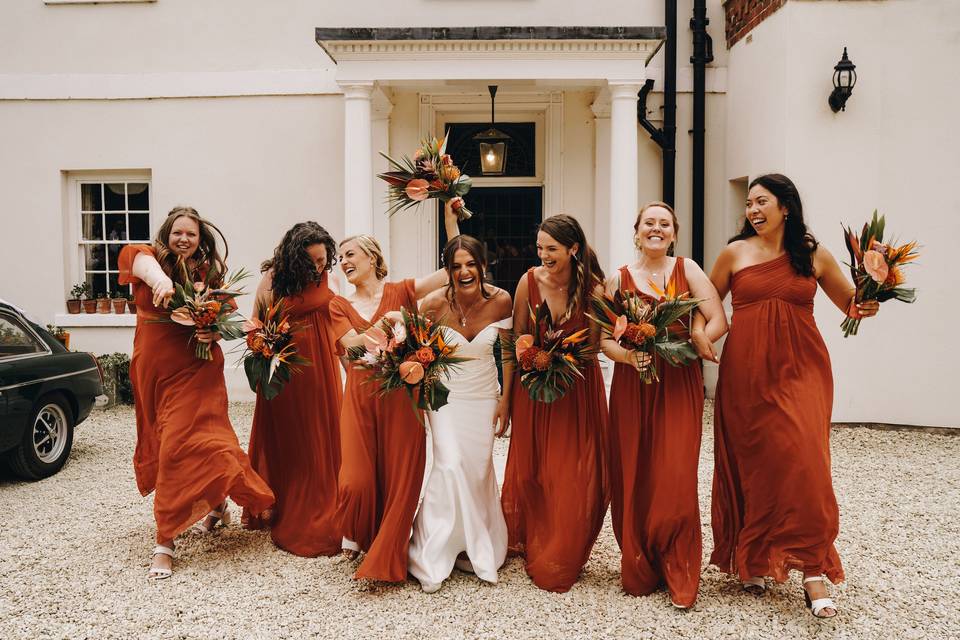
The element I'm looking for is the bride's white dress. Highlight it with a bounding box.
[408,318,510,592]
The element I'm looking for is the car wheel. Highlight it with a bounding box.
[6,393,75,480]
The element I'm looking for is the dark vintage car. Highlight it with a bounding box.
[0,300,106,480]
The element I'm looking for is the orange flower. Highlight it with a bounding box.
[638,323,657,340]
[405,179,430,201]
[515,334,535,357]
[416,346,436,364]
[863,250,889,283]
[363,325,389,352]
[533,350,552,371]
[884,264,904,287]
[399,360,425,384]
[519,345,540,370]
[441,165,461,182]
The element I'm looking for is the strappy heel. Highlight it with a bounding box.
[147,545,175,581]
[742,576,766,594]
[802,575,838,619]
[194,502,231,533]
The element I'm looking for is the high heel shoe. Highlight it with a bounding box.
[193,502,231,533]
[802,576,838,619]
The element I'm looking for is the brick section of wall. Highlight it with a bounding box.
[723,0,787,48]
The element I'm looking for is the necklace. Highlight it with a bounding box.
[452,293,483,327]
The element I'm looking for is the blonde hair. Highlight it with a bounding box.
[340,234,388,280]
[634,201,679,256]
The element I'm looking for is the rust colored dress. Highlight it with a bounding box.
[118,245,275,543]
[710,253,844,584]
[243,273,343,556]
[329,279,426,582]
[608,260,704,607]
[500,269,609,593]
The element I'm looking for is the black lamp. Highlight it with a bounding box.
[829,47,857,113]
[473,85,510,175]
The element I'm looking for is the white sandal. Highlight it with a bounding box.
[742,576,766,593]
[193,502,231,533]
[802,576,838,619]
[147,545,175,581]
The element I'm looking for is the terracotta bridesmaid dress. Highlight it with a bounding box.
[118,245,275,543]
[500,268,609,593]
[711,253,844,584]
[243,273,343,556]
[607,259,704,607]
[329,279,426,582]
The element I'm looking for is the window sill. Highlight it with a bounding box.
[46,0,155,4]
[55,313,137,327]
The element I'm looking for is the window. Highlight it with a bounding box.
[78,181,151,297]
[0,314,46,359]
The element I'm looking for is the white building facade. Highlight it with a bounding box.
[1,0,956,426]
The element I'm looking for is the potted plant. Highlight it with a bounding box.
[96,292,111,314]
[67,282,88,314]
[82,290,98,314]
[46,324,70,350]
[126,290,137,314]
[111,290,127,314]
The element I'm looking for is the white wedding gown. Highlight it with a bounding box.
[408,318,511,592]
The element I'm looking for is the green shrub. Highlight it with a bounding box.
[96,352,134,406]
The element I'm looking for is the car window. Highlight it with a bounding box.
[0,314,45,358]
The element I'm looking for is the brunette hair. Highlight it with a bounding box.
[339,234,388,281]
[538,214,605,322]
[152,206,228,286]
[261,222,337,298]
[635,201,680,256]
[442,234,493,306]
[729,173,818,277]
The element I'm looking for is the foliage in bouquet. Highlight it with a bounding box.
[589,278,701,383]
[346,307,470,414]
[239,298,310,401]
[841,210,919,337]
[378,133,474,221]
[164,259,250,360]
[503,303,594,403]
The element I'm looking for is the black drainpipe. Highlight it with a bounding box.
[637,0,677,209]
[690,0,713,266]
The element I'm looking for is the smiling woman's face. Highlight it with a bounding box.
[338,239,372,284]
[635,205,676,254]
[167,215,200,258]
[537,230,577,275]
[745,184,787,236]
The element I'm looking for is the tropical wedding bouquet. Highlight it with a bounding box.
[504,304,594,403]
[377,133,474,221]
[589,279,701,383]
[164,261,249,360]
[346,307,470,414]
[841,210,919,337]
[238,298,310,400]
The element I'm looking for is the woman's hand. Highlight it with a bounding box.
[493,395,511,437]
[383,310,404,323]
[847,297,880,319]
[195,328,221,343]
[690,328,719,363]
[627,349,652,373]
[444,197,464,220]
[152,276,175,308]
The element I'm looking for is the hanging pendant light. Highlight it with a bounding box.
[473,85,510,176]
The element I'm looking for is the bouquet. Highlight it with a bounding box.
[504,303,594,403]
[589,278,701,383]
[377,133,474,221]
[346,307,470,414]
[164,260,249,360]
[841,211,918,337]
[239,298,310,400]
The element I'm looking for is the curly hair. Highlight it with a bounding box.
[152,206,228,287]
[729,173,818,277]
[538,214,605,323]
[261,222,338,298]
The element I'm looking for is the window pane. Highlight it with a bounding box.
[82,213,104,241]
[105,213,127,241]
[84,244,106,271]
[127,183,149,210]
[81,184,103,212]
[107,244,122,272]
[105,183,125,211]
[86,272,107,297]
[129,213,150,241]
[0,315,43,357]
[108,273,123,296]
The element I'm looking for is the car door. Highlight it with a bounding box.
[0,311,50,449]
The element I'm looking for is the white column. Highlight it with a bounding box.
[607,81,643,273]
[341,82,375,239]
[371,87,394,272]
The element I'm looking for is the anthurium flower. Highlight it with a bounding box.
[242,317,263,333]
[404,179,430,201]
[612,315,628,341]
[364,325,389,353]
[863,249,889,283]
[170,307,195,326]
[399,360,425,384]
[515,334,535,357]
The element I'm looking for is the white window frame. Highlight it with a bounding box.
[45,0,155,5]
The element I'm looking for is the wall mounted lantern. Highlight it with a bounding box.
[473,85,510,175]
[829,47,857,113]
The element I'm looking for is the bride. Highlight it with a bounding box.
[408,233,513,593]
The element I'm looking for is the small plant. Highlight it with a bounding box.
[96,352,134,405]
[70,282,91,300]
[46,324,70,349]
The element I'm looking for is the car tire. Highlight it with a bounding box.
[6,393,75,480]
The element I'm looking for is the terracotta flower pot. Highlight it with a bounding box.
[112,298,127,314]
[127,300,138,314]
[66,299,81,314]
[54,332,70,350]
[82,299,97,313]
[97,298,111,314]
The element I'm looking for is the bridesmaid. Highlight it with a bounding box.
[499,214,609,593]
[603,202,726,608]
[118,206,275,580]
[328,201,460,582]
[703,174,879,618]
[242,222,343,556]
[408,234,512,593]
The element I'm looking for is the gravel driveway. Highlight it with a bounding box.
[2,402,958,640]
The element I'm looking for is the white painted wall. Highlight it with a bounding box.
[724,0,960,426]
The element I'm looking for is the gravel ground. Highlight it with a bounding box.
[2,401,958,640]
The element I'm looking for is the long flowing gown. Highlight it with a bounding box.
[608,260,704,607]
[710,253,844,583]
[118,245,275,543]
[500,269,610,593]
[329,279,426,582]
[408,318,511,591]
[243,274,343,556]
